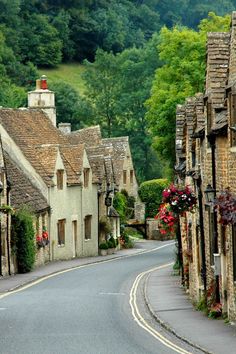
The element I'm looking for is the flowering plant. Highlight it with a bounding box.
[155,203,177,235]
[214,189,236,225]
[162,184,197,214]
[36,227,49,248]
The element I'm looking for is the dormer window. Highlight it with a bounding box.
[83,168,90,188]
[57,169,64,190]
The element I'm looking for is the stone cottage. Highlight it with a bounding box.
[176,12,236,320]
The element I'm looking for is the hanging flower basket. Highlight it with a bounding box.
[162,184,197,215]
[214,189,236,225]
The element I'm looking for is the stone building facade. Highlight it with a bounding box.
[176,13,236,320]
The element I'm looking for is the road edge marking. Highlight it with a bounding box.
[129,263,193,354]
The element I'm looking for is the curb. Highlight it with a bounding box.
[143,271,213,354]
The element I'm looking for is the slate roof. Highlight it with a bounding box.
[68,126,102,146]
[206,32,230,106]
[60,145,84,185]
[4,152,49,213]
[102,137,130,183]
[0,108,83,186]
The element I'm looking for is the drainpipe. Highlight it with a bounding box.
[208,134,220,303]
[196,177,206,292]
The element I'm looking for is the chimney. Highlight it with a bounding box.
[58,123,71,134]
[28,75,57,127]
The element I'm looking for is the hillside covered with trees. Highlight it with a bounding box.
[0,1,235,181]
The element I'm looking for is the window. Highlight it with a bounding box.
[57,170,64,190]
[130,170,134,185]
[83,168,90,188]
[230,93,236,146]
[123,170,127,185]
[232,225,236,281]
[84,215,92,240]
[57,219,66,245]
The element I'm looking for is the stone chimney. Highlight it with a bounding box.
[58,123,71,134]
[28,75,56,126]
[228,12,236,86]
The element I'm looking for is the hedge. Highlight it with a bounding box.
[138,178,169,218]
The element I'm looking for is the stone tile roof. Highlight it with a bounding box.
[102,137,129,183]
[68,126,102,147]
[4,152,49,213]
[212,109,228,133]
[0,108,83,186]
[206,32,230,106]
[60,145,84,185]
[176,104,186,157]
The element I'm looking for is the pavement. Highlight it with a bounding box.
[1,241,236,354]
[145,265,236,354]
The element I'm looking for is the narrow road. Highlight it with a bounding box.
[0,241,198,354]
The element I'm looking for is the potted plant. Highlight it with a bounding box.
[99,242,108,256]
[107,240,114,255]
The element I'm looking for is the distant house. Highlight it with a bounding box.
[102,137,138,198]
[0,75,139,274]
[0,77,98,266]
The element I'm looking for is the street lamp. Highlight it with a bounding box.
[204,184,215,203]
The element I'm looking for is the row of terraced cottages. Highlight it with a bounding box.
[0,76,138,276]
[175,12,236,321]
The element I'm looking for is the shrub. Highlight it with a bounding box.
[107,240,114,249]
[109,236,116,248]
[99,242,108,250]
[138,178,169,217]
[113,192,127,223]
[11,207,36,273]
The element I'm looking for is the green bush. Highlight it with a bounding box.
[138,178,169,217]
[113,192,127,223]
[99,242,108,250]
[109,236,116,248]
[11,207,36,273]
[107,240,114,249]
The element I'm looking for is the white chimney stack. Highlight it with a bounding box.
[28,75,57,126]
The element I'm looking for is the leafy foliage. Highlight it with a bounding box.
[214,189,236,225]
[138,178,169,217]
[113,192,128,224]
[11,207,36,273]
[146,13,230,170]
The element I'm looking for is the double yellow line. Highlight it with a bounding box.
[129,263,193,354]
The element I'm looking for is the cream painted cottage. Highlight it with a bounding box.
[0,76,139,273]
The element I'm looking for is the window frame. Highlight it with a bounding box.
[84,215,92,240]
[57,219,66,246]
[83,168,90,188]
[57,169,64,190]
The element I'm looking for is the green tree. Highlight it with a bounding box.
[50,81,94,130]
[145,13,230,172]
[18,13,62,67]
[82,49,119,137]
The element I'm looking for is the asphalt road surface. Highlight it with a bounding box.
[0,240,199,354]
